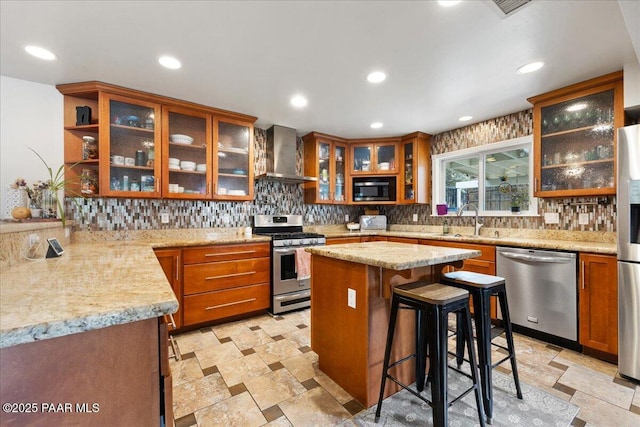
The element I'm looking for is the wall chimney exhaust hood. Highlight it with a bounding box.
[256,125,317,183]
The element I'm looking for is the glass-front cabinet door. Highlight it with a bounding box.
[350,141,398,174]
[375,142,398,174]
[402,141,415,202]
[531,73,622,197]
[316,141,347,203]
[333,143,347,203]
[317,141,332,202]
[215,119,254,200]
[351,143,372,174]
[102,94,161,198]
[162,106,212,199]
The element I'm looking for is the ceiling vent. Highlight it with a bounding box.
[492,0,531,15]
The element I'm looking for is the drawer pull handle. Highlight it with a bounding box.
[205,271,256,280]
[205,298,256,310]
[204,250,257,257]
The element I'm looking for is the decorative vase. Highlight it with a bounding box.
[4,188,29,219]
[41,189,57,219]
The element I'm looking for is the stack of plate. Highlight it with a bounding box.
[181,161,196,171]
[170,134,194,145]
[169,158,180,170]
[228,189,246,196]
[196,164,206,172]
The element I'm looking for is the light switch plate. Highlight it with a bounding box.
[308,215,314,223]
[544,212,560,224]
[160,212,170,224]
[578,213,589,225]
[412,213,418,222]
[345,214,349,222]
[347,288,356,309]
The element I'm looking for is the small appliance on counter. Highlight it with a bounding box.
[359,215,387,231]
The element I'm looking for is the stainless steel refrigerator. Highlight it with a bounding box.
[617,123,640,381]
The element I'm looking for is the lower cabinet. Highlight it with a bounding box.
[155,248,183,329]
[182,242,271,327]
[419,239,497,318]
[579,253,618,356]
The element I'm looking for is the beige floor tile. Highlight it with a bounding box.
[174,329,220,354]
[553,348,619,377]
[279,386,352,426]
[313,372,354,405]
[217,353,271,387]
[256,317,301,337]
[280,352,322,382]
[230,328,274,351]
[263,416,293,427]
[254,339,303,365]
[170,356,204,386]
[571,390,640,427]
[559,365,635,409]
[211,320,253,339]
[634,387,640,407]
[172,373,231,419]
[244,368,307,410]
[195,340,243,369]
[282,327,311,349]
[194,392,266,427]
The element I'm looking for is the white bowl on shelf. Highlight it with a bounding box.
[378,162,390,170]
[196,164,207,172]
[228,189,246,196]
[170,134,194,144]
[168,157,180,165]
[346,222,360,231]
[181,161,196,171]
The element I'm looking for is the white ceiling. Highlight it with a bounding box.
[1,1,638,138]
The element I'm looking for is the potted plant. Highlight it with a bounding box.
[510,188,529,213]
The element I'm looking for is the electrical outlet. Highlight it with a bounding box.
[345,214,349,222]
[544,212,560,224]
[308,215,314,223]
[222,214,230,224]
[65,227,70,238]
[347,288,356,309]
[578,213,589,225]
[160,212,170,224]
[412,213,418,222]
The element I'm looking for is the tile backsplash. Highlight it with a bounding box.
[66,114,616,232]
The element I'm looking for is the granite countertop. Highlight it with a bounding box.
[306,241,482,270]
[321,230,616,255]
[0,242,178,349]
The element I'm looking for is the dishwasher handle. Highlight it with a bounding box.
[500,251,574,264]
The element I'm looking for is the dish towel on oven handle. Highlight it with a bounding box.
[295,247,311,280]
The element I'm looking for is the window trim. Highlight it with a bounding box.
[431,135,538,217]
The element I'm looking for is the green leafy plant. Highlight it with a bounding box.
[510,187,529,208]
[27,147,81,226]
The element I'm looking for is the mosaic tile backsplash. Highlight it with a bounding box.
[66,115,616,232]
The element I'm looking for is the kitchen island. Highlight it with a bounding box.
[306,241,481,407]
[0,242,179,426]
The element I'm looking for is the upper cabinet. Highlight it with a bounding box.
[528,71,623,198]
[303,132,349,204]
[58,81,256,201]
[400,132,431,204]
[349,138,400,175]
[215,118,254,200]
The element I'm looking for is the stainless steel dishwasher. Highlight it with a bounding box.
[496,246,578,344]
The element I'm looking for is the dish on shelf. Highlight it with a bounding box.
[378,162,390,170]
[228,190,246,196]
[196,164,207,172]
[220,146,248,154]
[168,157,180,165]
[232,168,247,175]
[218,152,227,159]
[169,166,181,171]
[170,134,194,144]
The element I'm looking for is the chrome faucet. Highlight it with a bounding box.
[457,203,484,236]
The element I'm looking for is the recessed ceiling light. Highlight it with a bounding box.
[516,61,544,75]
[370,122,383,129]
[290,95,308,108]
[438,1,462,7]
[24,45,56,60]
[158,56,182,69]
[458,115,473,122]
[366,71,386,83]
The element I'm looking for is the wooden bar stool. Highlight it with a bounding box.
[441,270,523,424]
[375,282,486,427]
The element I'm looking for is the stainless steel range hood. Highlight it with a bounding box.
[256,125,317,183]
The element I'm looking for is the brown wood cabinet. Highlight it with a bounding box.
[400,132,431,204]
[387,236,419,244]
[303,132,349,204]
[182,242,270,326]
[579,253,618,357]
[326,236,362,245]
[58,81,256,201]
[528,71,623,198]
[349,138,400,175]
[155,248,183,329]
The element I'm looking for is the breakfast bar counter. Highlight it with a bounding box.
[306,241,481,407]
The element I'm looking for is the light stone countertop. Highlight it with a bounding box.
[306,241,482,270]
[0,242,178,349]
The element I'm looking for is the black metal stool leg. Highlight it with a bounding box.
[462,304,486,427]
[472,288,493,424]
[455,310,464,367]
[375,295,400,420]
[416,308,428,392]
[498,288,523,399]
[429,304,449,427]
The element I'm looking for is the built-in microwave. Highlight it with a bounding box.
[352,176,396,202]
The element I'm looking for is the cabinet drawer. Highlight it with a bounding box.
[326,237,361,245]
[183,283,270,325]
[419,239,495,262]
[183,242,270,264]
[387,237,418,244]
[184,257,270,295]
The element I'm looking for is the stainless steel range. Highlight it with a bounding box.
[253,215,325,314]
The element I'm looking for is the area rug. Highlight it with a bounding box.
[350,369,579,427]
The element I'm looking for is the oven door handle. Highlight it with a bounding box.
[274,248,298,255]
[275,292,309,301]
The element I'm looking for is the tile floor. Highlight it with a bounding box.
[170,309,640,427]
